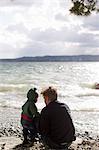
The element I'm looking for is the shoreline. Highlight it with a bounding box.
[0,124,99,149]
[0,129,99,149]
[0,107,99,149]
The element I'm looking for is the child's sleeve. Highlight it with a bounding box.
[29,103,39,118]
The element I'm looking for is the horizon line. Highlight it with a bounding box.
[0,54,98,59]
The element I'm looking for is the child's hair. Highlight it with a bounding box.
[41,86,57,101]
[27,88,38,102]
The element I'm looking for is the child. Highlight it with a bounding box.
[21,88,39,146]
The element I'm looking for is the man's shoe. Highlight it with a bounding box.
[27,141,34,147]
[22,140,29,146]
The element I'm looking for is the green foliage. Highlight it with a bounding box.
[70,0,98,16]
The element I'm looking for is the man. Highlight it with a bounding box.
[39,87,76,149]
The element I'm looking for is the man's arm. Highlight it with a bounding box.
[39,108,49,136]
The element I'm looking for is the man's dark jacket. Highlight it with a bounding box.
[39,101,75,144]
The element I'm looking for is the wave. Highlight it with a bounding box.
[0,100,22,109]
[80,82,98,89]
[76,93,99,97]
[0,100,99,112]
[0,84,27,92]
[0,105,98,112]
[72,109,99,112]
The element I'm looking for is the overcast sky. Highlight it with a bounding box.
[0,0,99,58]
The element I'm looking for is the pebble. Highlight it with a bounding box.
[0,126,99,150]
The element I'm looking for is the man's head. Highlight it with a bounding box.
[41,87,57,105]
[27,88,38,103]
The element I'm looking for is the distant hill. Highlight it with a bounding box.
[0,55,99,62]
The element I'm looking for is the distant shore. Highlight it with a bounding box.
[0,107,99,149]
[1,55,99,62]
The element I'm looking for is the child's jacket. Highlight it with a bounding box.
[21,98,39,127]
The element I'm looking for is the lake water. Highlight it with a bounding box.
[0,62,99,135]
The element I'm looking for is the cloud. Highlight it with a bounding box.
[28,26,95,46]
[0,28,30,49]
[0,0,99,58]
[55,13,69,22]
[19,40,70,57]
[0,0,43,7]
[82,14,99,31]
[0,43,19,58]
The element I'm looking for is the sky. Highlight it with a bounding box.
[0,0,99,58]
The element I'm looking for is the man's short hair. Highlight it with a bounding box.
[41,87,57,101]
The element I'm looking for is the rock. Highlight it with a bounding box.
[1,143,6,150]
[85,131,89,135]
[73,137,83,145]
[0,137,22,149]
[82,140,90,145]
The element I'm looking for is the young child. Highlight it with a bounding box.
[21,88,39,146]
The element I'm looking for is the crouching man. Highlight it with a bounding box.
[39,87,76,149]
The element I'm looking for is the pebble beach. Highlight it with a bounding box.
[0,107,99,150]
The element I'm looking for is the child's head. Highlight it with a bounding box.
[27,88,38,103]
